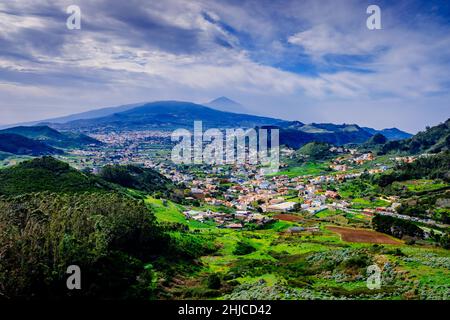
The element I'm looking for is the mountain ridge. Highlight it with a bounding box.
[3,100,413,148]
[0,125,102,148]
[0,133,63,156]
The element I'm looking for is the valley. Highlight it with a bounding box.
[0,102,448,300]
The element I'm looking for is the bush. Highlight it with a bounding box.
[206,274,222,290]
[233,241,256,256]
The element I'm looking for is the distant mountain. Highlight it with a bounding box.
[274,120,305,129]
[205,97,250,114]
[0,157,110,195]
[0,103,141,129]
[380,118,450,155]
[274,122,373,148]
[18,100,414,149]
[99,164,176,195]
[0,133,63,156]
[0,151,14,160]
[0,126,102,148]
[47,101,284,132]
[362,127,412,141]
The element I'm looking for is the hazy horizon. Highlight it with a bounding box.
[3,97,448,134]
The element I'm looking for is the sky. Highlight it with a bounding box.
[0,0,450,132]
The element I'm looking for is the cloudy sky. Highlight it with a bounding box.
[1,0,449,132]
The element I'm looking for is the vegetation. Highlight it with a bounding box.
[0,192,167,299]
[0,133,63,156]
[297,142,333,160]
[376,151,450,187]
[380,118,450,155]
[372,215,424,239]
[233,241,257,255]
[100,164,177,197]
[0,126,102,148]
[0,157,111,195]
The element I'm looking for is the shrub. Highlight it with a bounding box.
[206,274,222,290]
[233,241,256,256]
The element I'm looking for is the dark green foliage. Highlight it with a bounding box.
[206,274,222,290]
[99,164,176,195]
[369,133,388,145]
[438,233,450,249]
[372,214,424,239]
[376,151,450,187]
[359,133,388,153]
[338,178,380,198]
[297,142,333,160]
[342,254,371,269]
[233,241,256,255]
[381,118,450,154]
[0,157,111,195]
[168,232,217,259]
[0,192,168,299]
[0,133,63,155]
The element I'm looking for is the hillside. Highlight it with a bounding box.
[99,164,177,196]
[278,123,372,148]
[0,133,63,156]
[0,157,110,195]
[0,125,102,148]
[376,151,450,187]
[296,142,333,160]
[381,119,450,155]
[362,127,412,141]
[47,101,284,132]
[358,133,388,153]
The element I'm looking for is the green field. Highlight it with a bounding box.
[270,162,330,178]
[393,179,449,193]
[154,206,450,300]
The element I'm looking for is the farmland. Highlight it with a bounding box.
[151,208,449,300]
[326,226,402,245]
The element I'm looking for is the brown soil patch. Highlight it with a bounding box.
[274,214,302,222]
[326,226,402,245]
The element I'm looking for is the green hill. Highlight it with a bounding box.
[0,156,110,195]
[296,142,333,160]
[99,164,176,195]
[358,133,388,153]
[381,119,450,155]
[0,125,102,148]
[0,133,63,156]
[376,151,450,187]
